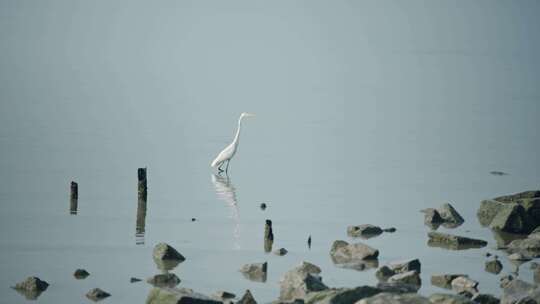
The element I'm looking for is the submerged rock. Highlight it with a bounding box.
[153,243,185,271]
[438,203,465,225]
[238,290,257,304]
[431,274,466,289]
[74,269,90,279]
[279,261,328,301]
[471,293,500,304]
[330,240,379,270]
[147,273,181,287]
[357,292,431,304]
[130,277,142,283]
[147,287,223,304]
[485,259,503,274]
[427,232,487,250]
[347,224,383,239]
[12,276,49,300]
[86,288,111,301]
[240,262,268,282]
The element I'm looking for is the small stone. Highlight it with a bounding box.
[238,289,257,304]
[438,203,465,224]
[191,218,196,221]
[383,227,397,233]
[130,277,142,283]
[375,265,395,282]
[214,291,236,300]
[74,269,90,279]
[14,276,49,293]
[86,288,110,301]
[471,293,500,304]
[485,259,503,274]
[451,276,479,294]
[431,274,466,289]
[347,224,383,238]
[240,262,267,282]
[153,242,185,262]
[486,252,492,257]
[260,203,267,210]
[274,248,288,256]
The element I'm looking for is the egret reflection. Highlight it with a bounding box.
[211,174,241,249]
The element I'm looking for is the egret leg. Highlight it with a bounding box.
[225,160,230,173]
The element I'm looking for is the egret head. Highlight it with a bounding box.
[240,112,256,118]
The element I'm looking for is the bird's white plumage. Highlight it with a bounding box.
[211,112,255,171]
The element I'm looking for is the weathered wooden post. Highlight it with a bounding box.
[264,219,274,253]
[135,197,147,245]
[138,168,147,200]
[70,181,78,214]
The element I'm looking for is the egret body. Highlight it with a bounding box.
[211,112,255,173]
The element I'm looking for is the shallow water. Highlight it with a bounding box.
[1,1,539,303]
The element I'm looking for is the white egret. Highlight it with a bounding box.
[211,112,255,173]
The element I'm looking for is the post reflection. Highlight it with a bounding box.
[211,174,241,250]
[136,197,147,245]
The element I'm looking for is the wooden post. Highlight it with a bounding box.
[138,168,147,200]
[135,197,147,245]
[70,181,78,214]
[264,219,274,253]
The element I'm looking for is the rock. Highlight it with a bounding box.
[431,274,465,289]
[507,237,540,258]
[388,259,421,274]
[279,262,328,301]
[146,287,223,304]
[357,292,431,304]
[387,271,421,290]
[260,203,267,210]
[494,191,540,203]
[471,293,500,304]
[275,248,288,256]
[485,259,503,274]
[14,276,49,293]
[451,276,479,294]
[238,290,257,304]
[74,269,90,279]
[130,277,142,283]
[423,208,444,227]
[429,293,476,304]
[147,273,181,287]
[500,279,539,304]
[347,224,383,239]
[438,203,465,224]
[153,243,185,271]
[330,240,379,263]
[383,227,397,233]
[12,277,49,300]
[86,288,111,301]
[427,232,487,250]
[191,218,196,221]
[491,229,527,250]
[508,253,532,261]
[214,291,236,300]
[375,266,395,282]
[240,262,267,282]
[304,286,381,304]
[376,282,420,294]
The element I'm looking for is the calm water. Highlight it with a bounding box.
[1,1,539,303]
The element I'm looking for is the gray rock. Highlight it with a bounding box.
[429,293,476,304]
[279,262,328,301]
[146,287,223,304]
[427,232,487,250]
[507,237,540,258]
[275,248,288,256]
[357,292,431,304]
[438,203,465,224]
[494,191,540,203]
[153,243,185,271]
[214,291,236,300]
[240,262,267,282]
[387,271,421,290]
[12,277,49,300]
[330,240,379,268]
[485,259,503,274]
[304,286,381,304]
[471,294,500,304]
[491,229,527,250]
[423,208,444,227]
[376,282,420,294]
[431,274,466,289]
[375,266,395,282]
[238,290,257,304]
[147,273,181,287]
[500,279,539,304]
[86,288,111,301]
[388,259,421,274]
[508,253,532,261]
[347,224,383,239]
[451,276,479,294]
[74,269,90,279]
